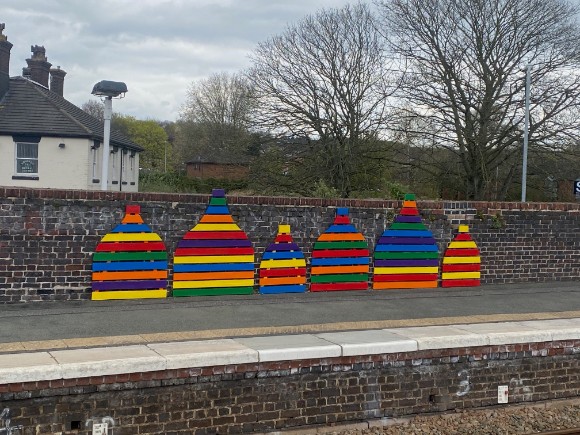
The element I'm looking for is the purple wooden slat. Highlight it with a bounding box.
[264,243,301,252]
[93,280,168,290]
[374,259,439,267]
[378,237,437,245]
[395,216,422,223]
[177,239,252,248]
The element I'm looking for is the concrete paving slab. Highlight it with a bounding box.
[51,345,166,378]
[316,329,417,356]
[454,322,553,345]
[0,352,61,383]
[63,335,147,349]
[519,318,580,341]
[148,339,259,369]
[236,334,341,362]
[384,325,488,350]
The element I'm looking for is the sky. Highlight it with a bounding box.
[3,0,353,122]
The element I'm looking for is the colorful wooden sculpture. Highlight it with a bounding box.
[442,224,481,287]
[310,208,369,291]
[259,224,306,294]
[172,188,254,296]
[373,194,439,289]
[91,205,168,300]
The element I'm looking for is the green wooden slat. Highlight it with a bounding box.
[209,197,227,206]
[310,274,368,283]
[389,223,428,230]
[374,251,439,260]
[93,252,168,262]
[172,287,254,297]
[314,241,368,249]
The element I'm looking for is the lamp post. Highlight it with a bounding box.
[91,80,127,191]
[521,65,531,202]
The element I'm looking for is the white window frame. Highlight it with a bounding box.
[14,142,39,176]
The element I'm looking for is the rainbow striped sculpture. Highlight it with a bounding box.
[92,205,168,300]
[373,194,439,289]
[310,208,369,292]
[259,224,306,294]
[172,189,254,296]
[442,224,481,287]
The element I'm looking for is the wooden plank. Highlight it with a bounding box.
[444,248,480,256]
[375,245,438,252]
[318,233,365,241]
[192,223,241,232]
[333,216,350,224]
[259,276,307,286]
[209,197,227,205]
[92,270,167,281]
[314,241,368,249]
[177,239,252,248]
[441,279,480,287]
[95,242,166,252]
[312,249,369,258]
[173,271,254,280]
[442,271,481,280]
[396,216,422,223]
[183,231,248,240]
[111,224,151,233]
[274,234,293,243]
[399,208,419,216]
[374,251,439,260]
[93,252,167,262]
[377,237,437,245]
[441,264,481,272]
[173,255,253,264]
[173,263,254,273]
[310,282,368,292]
[125,205,141,214]
[261,251,305,260]
[310,265,368,275]
[204,205,230,215]
[200,214,234,223]
[259,267,307,277]
[174,247,254,256]
[172,287,254,297]
[101,233,162,243]
[454,234,473,241]
[262,243,301,252]
[374,273,438,282]
[389,223,428,230]
[172,279,254,289]
[259,285,306,294]
[92,261,168,272]
[121,214,144,224]
[448,241,477,249]
[260,258,308,268]
[402,200,416,208]
[326,224,358,233]
[374,259,439,267]
[311,257,369,266]
[92,280,168,291]
[91,289,167,300]
[374,266,439,274]
[443,256,481,264]
[381,230,433,238]
[373,281,437,290]
[310,274,368,283]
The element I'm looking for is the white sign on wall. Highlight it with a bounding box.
[93,423,108,435]
[574,179,580,196]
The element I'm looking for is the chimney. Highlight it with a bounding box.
[26,45,51,88]
[0,23,12,100]
[22,67,31,79]
[50,66,66,97]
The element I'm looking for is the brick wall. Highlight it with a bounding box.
[0,187,579,302]
[1,340,579,434]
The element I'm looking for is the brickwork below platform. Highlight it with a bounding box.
[0,187,579,302]
[1,340,578,434]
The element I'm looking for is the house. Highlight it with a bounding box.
[0,25,143,191]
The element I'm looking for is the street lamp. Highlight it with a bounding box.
[91,80,127,191]
[521,65,531,202]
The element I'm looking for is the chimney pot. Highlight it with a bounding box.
[26,45,51,88]
[50,66,67,97]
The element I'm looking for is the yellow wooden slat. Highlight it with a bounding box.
[448,241,477,248]
[172,279,254,289]
[260,259,308,268]
[174,255,254,264]
[191,223,241,231]
[374,266,439,274]
[91,289,167,300]
[101,233,162,242]
[442,271,481,280]
[443,256,481,264]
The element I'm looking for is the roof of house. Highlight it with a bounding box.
[0,77,143,151]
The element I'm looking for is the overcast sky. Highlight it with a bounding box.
[3,0,353,121]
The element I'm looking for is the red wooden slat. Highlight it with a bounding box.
[334,216,350,224]
[454,234,473,241]
[274,234,293,243]
[444,248,480,256]
[96,242,166,252]
[399,208,419,216]
[441,264,481,272]
[126,205,141,214]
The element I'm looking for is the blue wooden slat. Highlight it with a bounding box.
[326,224,358,233]
[173,263,254,273]
[264,243,301,252]
[311,257,370,266]
[92,261,168,271]
[395,216,422,223]
[375,245,438,252]
[204,205,230,215]
[381,230,434,238]
[111,224,152,233]
[259,284,306,294]
[262,251,305,260]
[337,207,349,216]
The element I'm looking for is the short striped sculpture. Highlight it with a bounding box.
[259,224,306,294]
[172,188,254,296]
[310,208,369,291]
[373,194,439,289]
[92,205,168,300]
[442,224,481,287]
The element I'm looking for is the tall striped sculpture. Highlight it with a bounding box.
[442,224,481,287]
[310,208,369,292]
[172,188,254,297]
[373,194,439,289]
[92,205,168,300]
[259,224,306,294]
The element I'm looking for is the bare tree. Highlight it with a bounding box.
[81,100,104,121]
[248,3,396,197]
[378,0,580,200]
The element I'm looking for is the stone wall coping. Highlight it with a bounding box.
[1,318,579,384]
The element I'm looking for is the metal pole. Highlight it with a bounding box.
[101,97,113,191]
[521,64,531,202]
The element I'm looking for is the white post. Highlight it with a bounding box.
[521,65,531,202]
[101,96,113,191]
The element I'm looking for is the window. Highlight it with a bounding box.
[15,142,38,175]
